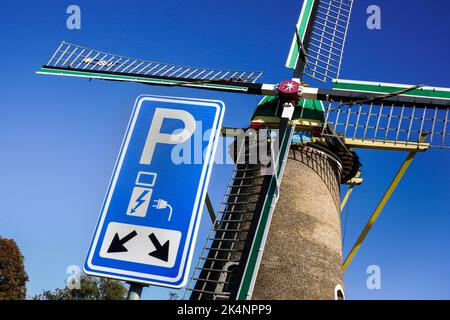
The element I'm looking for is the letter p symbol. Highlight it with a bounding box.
[140,108,196,164]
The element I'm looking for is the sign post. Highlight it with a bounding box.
[126,282,145,300]
[84,95,225,291]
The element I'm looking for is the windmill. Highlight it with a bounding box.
[37,0,450,300]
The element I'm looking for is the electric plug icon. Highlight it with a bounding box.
[153,199,173,221]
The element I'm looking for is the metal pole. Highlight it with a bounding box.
[340,185,354,212]
[341,171,362,214]
[342,135,427,272]
[340,171,362,212]
[127,282,145,300]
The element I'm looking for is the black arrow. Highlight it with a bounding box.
[148,233,170,262]
[107,231,137,253]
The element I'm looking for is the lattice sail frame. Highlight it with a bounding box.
[41,41,263,84]
[286,0,354,83]
[322,80,450,149]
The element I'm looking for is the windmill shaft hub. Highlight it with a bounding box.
[278,80,302,105]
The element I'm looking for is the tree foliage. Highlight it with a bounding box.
[33,274,127,300]
[0,237,29,300]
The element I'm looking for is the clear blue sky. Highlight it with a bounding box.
[0,0,449,300]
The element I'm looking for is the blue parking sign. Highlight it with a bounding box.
[84,95,225,287]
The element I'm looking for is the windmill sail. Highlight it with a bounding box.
[286,0,354,82]
[322,80,450,149]
[37,41,273,95]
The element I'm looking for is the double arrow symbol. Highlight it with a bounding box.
[107,231,170,262]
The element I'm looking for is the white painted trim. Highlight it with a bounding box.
[333,79,450,93]
[285,0,312,69]
[302,87,319,100]
[36,69,249,92]
[260,83,278,96]
[334,284,345,300]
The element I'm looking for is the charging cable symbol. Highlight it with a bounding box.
[152,199,173,221]
[126,171,174,221]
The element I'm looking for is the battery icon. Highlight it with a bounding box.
[126,172,157,218]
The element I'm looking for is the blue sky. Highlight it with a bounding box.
[0,0,449,300]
